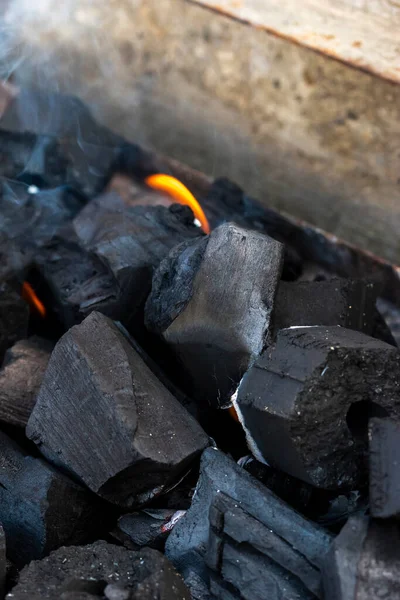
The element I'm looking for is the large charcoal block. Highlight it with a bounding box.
[0,283,29,363]
[0,431,103,567]
[274,279,378,335]
[235,326,400,489]
[322,516,400,600]
[369,418,400,518]
[0,337,53,428]
[7,541,190,600]
[206,493,321,598]
[146,223,284,408]
[166,448,332,591]
[26,312,209,507]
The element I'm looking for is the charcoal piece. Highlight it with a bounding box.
[0,337,53,428]
[0,526,5,600]
[274,279,378,335]
[26,312,209,507]
[0,430,104,567]
[235,326,400,490]
[8,541,190,600]
[34,237,119,329]
[146,223,284,408]
[114,509,184,551]
[322,516,400,599]
[206,493,321,598]
[73,201,202,327]
[166,448,332,588]
[1,89,124,198]
[0,179,85,250]
[369,417,400,518]
[0,282,29,363]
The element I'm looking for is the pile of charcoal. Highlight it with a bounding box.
[0,89,399,600]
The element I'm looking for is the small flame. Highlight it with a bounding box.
[145,174,211,234]
[228,406,239,422]
[22,282,46,318]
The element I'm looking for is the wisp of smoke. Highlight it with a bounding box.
[0,0,131,133]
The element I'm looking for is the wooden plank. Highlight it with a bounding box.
[192,0,400,84]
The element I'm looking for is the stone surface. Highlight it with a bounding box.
[26,311,209,507]
[7,541,191,600]
[0,337,53,428]
[0,430,104,567]
[166,448,332,590]
[369,418,400,518]
[146,223,284,408]
[322,516,400,600]
[235,326,400,489]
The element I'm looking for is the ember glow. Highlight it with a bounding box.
[22,281,46,318]
[145,174,211,234]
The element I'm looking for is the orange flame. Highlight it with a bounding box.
[145,174,211,234]
[228,406,239,422]
[22,282,46,318]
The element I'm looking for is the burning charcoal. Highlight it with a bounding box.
[369,418,400,518]
[274,279,379,335]
[113,509,185,551]
[0,282,29,363]
[7,541,190,600]
[322,516,400,599]
[0,337,53,428]
[34,236,119,329]
[0,430,105,567]
[146,223,284,408]
[166,448,332,595]
[26,312,209,507]
[235,326,400,490]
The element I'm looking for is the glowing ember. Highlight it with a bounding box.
[228,406,239,422]
[22,282,46,318]
[145,174,211,234]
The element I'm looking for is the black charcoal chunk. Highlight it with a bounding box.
[322,516,400,600]
[166,448,332,593]
[274,279,378,335]
[72,200,202,327]
[26,312,209,507]
[7,541,190,600]
[235,326,400,489]
[206,493,321,598]
[0,283,29,363]
[0,525,5,600]
[146,223,284,408]
[0,430,104,567]
[113,509,185,550]
[369,418,400,518]
[34,237,119,329]
[0,337,53,428]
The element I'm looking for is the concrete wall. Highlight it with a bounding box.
[4,0,400,261]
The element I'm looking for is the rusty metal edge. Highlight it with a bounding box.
[189,0,400,87]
